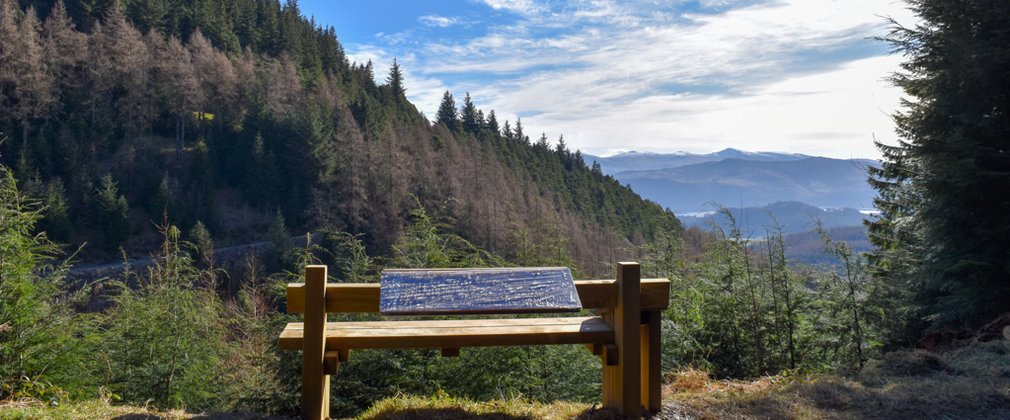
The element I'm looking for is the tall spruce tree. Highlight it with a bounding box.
[876,0,1010,328]
[435,90,457,131]
[460,92,479,133]
[385,57,405,102]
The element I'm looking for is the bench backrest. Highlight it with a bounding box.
[286,277,670,314]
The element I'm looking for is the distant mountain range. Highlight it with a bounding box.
[586,148,810,173]
[677,201,870,236]
[585,149,879,213]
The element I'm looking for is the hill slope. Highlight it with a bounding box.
[0,0,678,274]
[677,201,868,235]
[614,157,878,212]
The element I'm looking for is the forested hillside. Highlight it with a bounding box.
[3,0,1010,419]
[0,0,677,273]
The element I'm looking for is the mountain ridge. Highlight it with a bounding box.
[586,147,816,173]
[585,149,878,213]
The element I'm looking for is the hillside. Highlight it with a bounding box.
[677,201,867,235]
[0,0,678,274]
[613,157,878,213]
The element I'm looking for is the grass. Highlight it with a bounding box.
[356,393,619,420]
[5,340,1009,419]
[0,396,611,420]
[0,398,190,419]
[664,339,1010,419]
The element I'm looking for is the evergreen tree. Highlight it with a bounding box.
[98,223,229,410]
[0,165,81,404]
[94,173,130,250]
[189,220,214,269]
[513,117,526,143]
[385,57,405,102]
[877,0,1010,327]
[460,92,479,134]
[502,119,512,140]
[40,178,72,240]
[435,90,457,131]
[486,109,499,135]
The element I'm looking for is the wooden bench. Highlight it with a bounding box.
[280,262,669,419]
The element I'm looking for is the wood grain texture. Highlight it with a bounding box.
[300,265,328,420]
[641,311,662,412]
[602,262,641,417]
[323,351,339,375]
[379,267,582,315]
[286,278,669,314]
[278,316,614,350]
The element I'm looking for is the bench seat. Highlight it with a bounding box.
[278,316,614,350]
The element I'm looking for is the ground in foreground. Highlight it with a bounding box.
[3,339,1008,419]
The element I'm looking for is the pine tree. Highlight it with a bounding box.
[514,117,527,143]
[189,220,214,269]
[877,0,1010,327]
[435,90,457,130]
[459,92,480,133]
[385,57,405,102]
[486,110,499,136]
[41,178,72,240]
[0,164,80,403]
[94,173,129,250]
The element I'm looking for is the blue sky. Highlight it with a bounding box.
[297,0,916,159]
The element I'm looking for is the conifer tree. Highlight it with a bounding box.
[460,92,479,133]
[41,178,72,240]
[0,4,53,147]
[876,0,1010,327]
[0,164,80,403]
[435,90,457,130]
[486,110,499,135]
[513,117,527,143]
[95,173,129,250]
[385,57,405,102]
[42,0,87,102]
[501,119,512,140]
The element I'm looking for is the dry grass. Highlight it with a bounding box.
[0,398,287,419]
[355,394,620,420]
[665,340,1010,419]
[6,341,1010,419]
[0,398,190,419]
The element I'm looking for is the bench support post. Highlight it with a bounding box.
[602,262,641,417]
[302,265,329,420]
[641,310,662,412]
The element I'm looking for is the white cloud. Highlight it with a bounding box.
[522,55,904,159]
[418,15,461,28]
[476,0,544,15]
[354,0,920,158]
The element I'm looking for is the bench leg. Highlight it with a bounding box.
[641,311,662,412]
[302,265,329,420]
[601,262,642,418]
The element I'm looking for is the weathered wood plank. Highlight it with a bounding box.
[642,310,662,412]
[323,350,339,375]
[278,316,614,350]
[379,267,582,315]
[288,283,380,314]
[286,278,669,314]
[602,262,641,417]
[301,265,328,420]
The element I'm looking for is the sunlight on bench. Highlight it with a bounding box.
[280,263,669,419]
